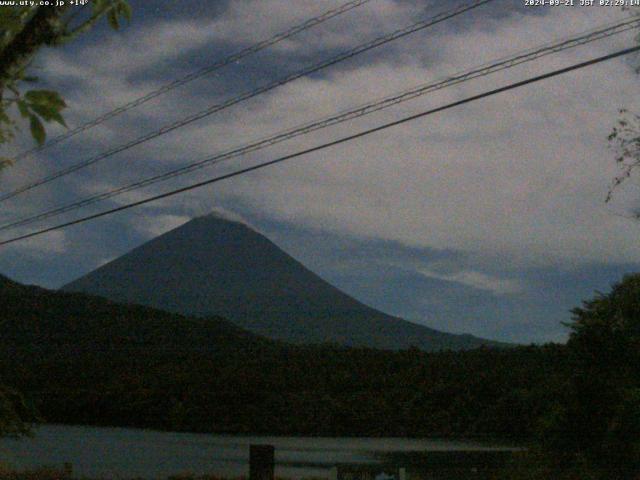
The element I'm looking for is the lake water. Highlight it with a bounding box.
[0,424,516,479]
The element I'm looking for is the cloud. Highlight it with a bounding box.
[181,5,640,269]
[1,0,639,342]
[205,0,417,54]
[12,1,639,271]
[133,214,191,238]
[200,207,264,232]
[413,267,523,295]
[4,230,67,257]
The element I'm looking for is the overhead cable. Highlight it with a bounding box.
[2,17,638,233]
[11,0,374,162]
[1,44,637,247]
[0,0,494,203]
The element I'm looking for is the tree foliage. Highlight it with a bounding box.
[535,274,640,479]
[0,1,131,436]
[606,7,640,204]
[0,275,565,440]
[607,109,640,206]
[0,384,36,437]
[2,274,640,478]
[0,0,131,167]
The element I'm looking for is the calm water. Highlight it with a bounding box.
[0,424,514,479]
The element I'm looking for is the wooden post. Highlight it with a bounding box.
[250,444,275,480]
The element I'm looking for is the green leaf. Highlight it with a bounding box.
[29,103,67,127]
[107,9,120,30]
[49,110,67,128]
[0,13,23,32]
[16,100,29,118]
[91,0,110,15]
[24,90,66,109]
[29,114,45,146]
[118,1,132,22]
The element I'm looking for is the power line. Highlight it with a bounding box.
[2,17,638,233]
[1,44,637,248]
[0,0,494,204]
[11,0,374,162]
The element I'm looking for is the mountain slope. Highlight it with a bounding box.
[0,273,558,437]
[1,273,265,357]
[63,214,499,351]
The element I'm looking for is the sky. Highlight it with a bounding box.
[2,0,640,343]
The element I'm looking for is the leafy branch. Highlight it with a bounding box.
[606,109,640,205]
[0,84,67,167]
[606,5,640,206]
[0,0,131,168]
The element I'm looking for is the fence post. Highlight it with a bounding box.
[250,444,275,480]
[329,466,338,480]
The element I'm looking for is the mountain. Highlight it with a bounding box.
[1,272,265,358]
[0,273,558,437]
[0,273,23,292]
[63,213,499,351]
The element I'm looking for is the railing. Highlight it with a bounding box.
[248,444,516,480]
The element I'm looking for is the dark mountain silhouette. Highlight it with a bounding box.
[1,272,265,356]
[0,273,23,292]
[63,213,500,351]
[0,272,559,438]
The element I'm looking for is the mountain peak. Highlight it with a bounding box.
[196,209,254,228]
[63,217,499,351]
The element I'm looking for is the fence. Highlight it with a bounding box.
[248,444,516,480]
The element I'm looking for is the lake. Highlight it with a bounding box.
[0,424,517,479]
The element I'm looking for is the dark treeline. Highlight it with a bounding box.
[0,275,563,439]
[5,343,566,439]
[1,273,639,479]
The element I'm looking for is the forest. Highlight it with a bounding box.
[0,273,639,479]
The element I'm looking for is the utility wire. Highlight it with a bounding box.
[1,17,638,233]
[0,0,494,203]
[1,44,637,247]
[11,0,374,162]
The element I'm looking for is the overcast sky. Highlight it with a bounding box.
[2,0,640,343]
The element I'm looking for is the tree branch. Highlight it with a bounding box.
[0,6,69,100]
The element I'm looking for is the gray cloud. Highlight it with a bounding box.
[1,0,639,342]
